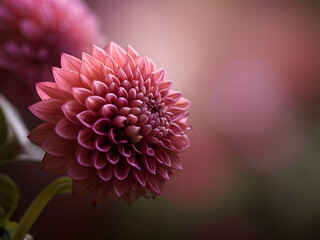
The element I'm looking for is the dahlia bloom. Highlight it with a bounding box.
[28,42,190,205]
[0,0,100,85]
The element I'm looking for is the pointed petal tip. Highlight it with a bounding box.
[107,40,116,47]
[61,52,67,58]
[127,44,139,56]
[105,41,127,56]
[61,53,82,72]
[28,102,41,116]
[52,66,58,72]
[81,51,90,60]
[28,103,35,112]
[91,43,99,49]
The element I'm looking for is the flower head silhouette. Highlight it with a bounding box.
[28,42,190,205]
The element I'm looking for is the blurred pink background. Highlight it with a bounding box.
[1,0,320,239]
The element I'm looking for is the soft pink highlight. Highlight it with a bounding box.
[28,42,191,205]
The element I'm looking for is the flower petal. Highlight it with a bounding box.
[92,151,107,170]
[140,124,152,136]
[92,118,112,136]
[62,100,86,124]
[41,153,68,174]
[136,114,148,126]
[85,95,106,112]
[127,45,139,62]
[132,169,147,187]
[61,53,82,72]
[42,132,76,157]
[155,149,171,167]
[114,161,130,180]
[72,176,98,196]
[126,155,141,170]
[94,135,111,152]
[29,99,64,124]
[146,175,162,195]
[137,56,155,77]
[36,82,62,100]
[105,41,127,68]
[156,165,170,180]
[55,117,81,140]
[28,122,54,146]
[113,115,127,128]
[169,152,183,170]
[112,178,128,197]
[171,134,190,151]
[77,110,98,128]
[91,44,107,63]
[106,148,120,164]
[53,67,81,93]
[174,97,191,110]
[81,52,107,80]
[98,165,113,181]
[99,104,117,118]
[141,155,156,174]
[77,128,96,150]
[67,158,93,180]
[76,147,93,167]
[123,190,142,205]
[92,80,108,97]
[169,107,187,121]
[72,87,92,105]
[150,69,165,84]
[169,122,184,135]
[117,144,132,158]
[138,141,155,156]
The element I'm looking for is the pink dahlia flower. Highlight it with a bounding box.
[0,0,100,87]
[28,42,191,205]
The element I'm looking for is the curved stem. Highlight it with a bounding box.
[10,177,72,240]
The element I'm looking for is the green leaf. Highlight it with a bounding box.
[0,174,19,220]
[0,219,18,240]
[0,95,43,166]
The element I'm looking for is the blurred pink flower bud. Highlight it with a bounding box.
[0,0,102,127]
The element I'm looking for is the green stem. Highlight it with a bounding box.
[10,177,72,240]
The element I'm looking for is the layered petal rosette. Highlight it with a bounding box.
[0,0,100,85]
[28,42,191,205]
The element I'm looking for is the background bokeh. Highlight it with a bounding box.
[1,0,320,239]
